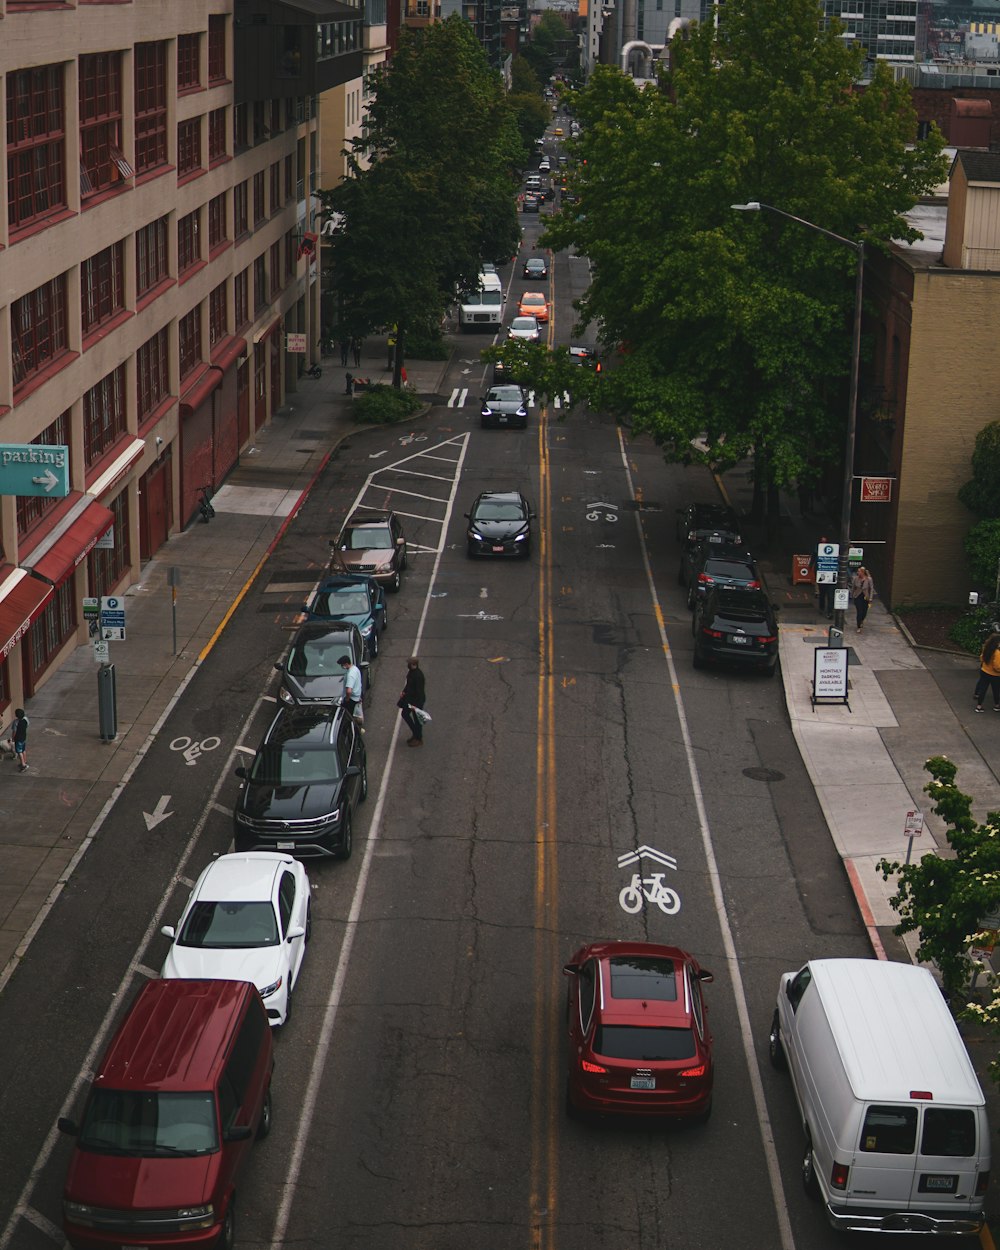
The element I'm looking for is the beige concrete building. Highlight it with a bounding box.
[0,0,360,712]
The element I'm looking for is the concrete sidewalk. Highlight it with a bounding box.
[0,340,451,990]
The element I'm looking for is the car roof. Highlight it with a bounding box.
[487,384,523,397]
[291,621,357,645]
[706,587,770,611]
[698,542,753,561]
[317,574,376,592]
[512,316,538,327]
[197,852,292,902]
[521,292,546,301]
[587,942,696,1028]
[474,489,525,506]
[526,257,546,265]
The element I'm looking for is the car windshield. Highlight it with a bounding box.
[512,318,537,331]
[80,1090,218,1157]
[522,296,544,307]
[594,1025,696,1062]
[476,502,525,522]
[344,526,393,550]
[487,388,522,403]
[177,900,279,949]
[313,589,370,615]
[288,639,349,676]
[461,291,502,307]
[250,742,342,785]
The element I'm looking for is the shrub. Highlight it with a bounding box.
[964,517,1000,589]
[950,602,1000,655]
[353,384,422,425]
[405,326,449,360]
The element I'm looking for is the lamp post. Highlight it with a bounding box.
[731,200,864,644]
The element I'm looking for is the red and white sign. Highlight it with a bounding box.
[860,476,892,503]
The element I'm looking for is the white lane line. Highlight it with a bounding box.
[386,469,457,484]
[418,453,463,464]
[359,485,450,505]
[268,434,472,1250]
[616,426,795,1250]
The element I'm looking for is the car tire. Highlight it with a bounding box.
[218,1204,236,1249]
[401,549,408,571]
[282,986,293,1028]
[763,661,777,678]
[769,1010,787,1070]
[257,1088,272,1139]
[359,756,369,803]
[371,632,379,659]
[802,1134,819,1199]
[521,542,531,559]
[692,1095,713,1125]
[467,543,477,559]
[677,562,686,586]
[336,812,353,861]
[389,569,401,593]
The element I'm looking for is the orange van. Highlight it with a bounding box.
[59,978,273,1249]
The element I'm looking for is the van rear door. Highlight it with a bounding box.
[846,1104,919,1207]
[909,1105,983,1210]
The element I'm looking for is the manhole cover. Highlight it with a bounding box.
[742,767,785,783]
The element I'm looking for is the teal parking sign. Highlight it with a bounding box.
[0,444,70,498]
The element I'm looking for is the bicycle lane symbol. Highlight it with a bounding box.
[170,735,221,766]
[617,845,680,915]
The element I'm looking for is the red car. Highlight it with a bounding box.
[563,941,714,1120]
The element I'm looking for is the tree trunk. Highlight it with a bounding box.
[393,326,405,390]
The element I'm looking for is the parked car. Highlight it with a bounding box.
[508,316,541,344]
[517,291,549,323]
[481,384,528,429]
[523,256,549,280]
[466,490,534,558]
[682,541,760,607]
[275,621,368,708]
[301,573,386,659]
[234,705,367,860]
[692,587,778,675]
[675,501,742,548]
[563,940,714,1120]
[161,852,311,1027]
[331,509,407,592]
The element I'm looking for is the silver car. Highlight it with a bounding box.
[481,384,528,429]
[508,316,540,344]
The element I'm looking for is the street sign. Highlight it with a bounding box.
[92,638,110,664]
[816,541,839,584]
[95,526,114,550]
[0,444,70,498]
[904,810,924,838]
[286,332,307,353]
[834,588,850,611]
[100,595,126,642]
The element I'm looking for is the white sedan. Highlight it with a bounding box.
[161,852,311,1027]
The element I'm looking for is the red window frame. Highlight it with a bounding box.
[177,117,202,178]
[84,364,127,467]
[209,282,227,349]
[137,327,169,420]
[88,489,130,598]
[79,53,124,197]
[234,181,249,238]
[179,307,202,381]
[136,216,169,296]
[177,34,201,93]
[82,241,125,334]
[12,274,68,389]
[208,108,227,164]
[178,209,200,274]
[6,65,66,233]
[16,411,70,537]
[134,43,167,175]
[208,16,227,83]
[208,192,227,251]
[234,269,249,329]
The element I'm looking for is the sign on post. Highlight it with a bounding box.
[861,477,893,503]
[815,541,839,585]
[812,647,850,708]
[100,595,126,642]
[0,444,70,498]
[903,809,924,864]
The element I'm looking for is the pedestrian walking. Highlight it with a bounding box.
[398,656,426,747]
[339,654,363,725]
[351,337,363,368]
[850,566,875,632]
[12,707,29,772]
[974,633,1000,712]
[339,338,350,367]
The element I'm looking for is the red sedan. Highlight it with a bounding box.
[563,940,714,1120]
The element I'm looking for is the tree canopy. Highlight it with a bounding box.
[542,0,946,500]
[319,16,521,384]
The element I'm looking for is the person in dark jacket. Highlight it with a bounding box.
[399,657,426,746]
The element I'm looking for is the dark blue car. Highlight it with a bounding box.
[301,574,387,660]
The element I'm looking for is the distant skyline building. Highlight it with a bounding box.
[821,0,920,67]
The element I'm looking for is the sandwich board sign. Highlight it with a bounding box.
[812,647,850,709]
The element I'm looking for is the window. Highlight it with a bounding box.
[177,117,202,178]
[253,171,265,224]
[253,100,266,145]
[82,241,125,334]
[786,966,812,1012]
[79,53,125,196]
[177,34,201,92]
[6,65,66,232]
[136,216,169,297]
[137,327,170,420]
[234,181,249,237]
[270,99,282,134]
[209,15,227,83]
[922,1109,976,1158]
[285,229,295,277]
[253,255,267,311]
[209,282,227,348]
[234,269,249,329]
[30,581,76,682]
[179,306,201,380]
[270,241,282,294]
[208,193,227,251]
[84,364,127,466]
[178,210,200,275]
[270,161,281,213]
[234,103,249,152]
[12,275,68,388]
[88,489,130,597]
[17,411,70,535]
[284,154,294,200]
[859,1106,917,1155]
[134,43,168,175]
[208,108,227,164]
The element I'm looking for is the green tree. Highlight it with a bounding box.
[959,420,1000,518]
[319,17,520,385]
[878,757,1000,997]
[964,518,1000,592]
[542,0,946,518]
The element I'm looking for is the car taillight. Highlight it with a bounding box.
[831,1162,849,1191]
[581,1058,607,1074]
[977,1170,990,1196]
[747,580,761,589]
[698,573,712,585]
[760,635,777,644]
[679,1063,705,1078]
[701,627,724,639]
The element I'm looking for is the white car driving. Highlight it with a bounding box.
[161,852,311,1027]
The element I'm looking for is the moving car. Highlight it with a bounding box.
[563,941,714,1120]
[301,573,386,658]
[675,501,742,548]
[161,852,311,1027]
[523,256,548,280]
[522,193,540,214]
[275,621,368,707]
[554,126,564,136]
[234,705,367,860]
[569,344,601,373]
[481,384,528,429]
[466,490,534,558]
[682,541,760,607]
[517,291,549,323]
[692,587,778,675]
[538,158,551,172]
[508,315,541,344]
[332,509,407,592]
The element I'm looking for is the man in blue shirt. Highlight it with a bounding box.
[338,654,363,724]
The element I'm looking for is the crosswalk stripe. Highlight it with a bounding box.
[447,387,469,408]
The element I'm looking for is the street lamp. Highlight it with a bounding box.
[731,200,864,644]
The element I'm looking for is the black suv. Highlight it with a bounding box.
[275,621,369,708]
[675,502,742,550]
[692,588,778,676]
[234,706,367,859]
[683,541,760,608]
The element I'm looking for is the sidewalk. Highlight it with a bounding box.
[717,465,1000,964]
[0,340,450,991]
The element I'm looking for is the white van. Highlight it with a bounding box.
[458,272,503,332]
[770,958,990,1235]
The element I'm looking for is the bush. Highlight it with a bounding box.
[405,327,449,360]
[949,603,1000,655]
[353,384,423,425]
[964,517,1000,588]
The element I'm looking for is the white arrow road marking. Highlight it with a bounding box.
[143,795,173,831]
[368,450,388,459]
[458,610,503,621]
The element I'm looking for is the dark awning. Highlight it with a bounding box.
[0,568,54,659]
[21,494,115,587]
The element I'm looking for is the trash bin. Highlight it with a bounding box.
[792,555,814,585]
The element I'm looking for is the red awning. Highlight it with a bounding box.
[179,364,224,414]
[22,495,115,586]
[211,335,248,373]
[0,568,53,659]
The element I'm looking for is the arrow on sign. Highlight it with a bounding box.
[143,795,173,831]
[31,470,59,492]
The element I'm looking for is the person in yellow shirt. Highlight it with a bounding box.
[974,633,1000,712]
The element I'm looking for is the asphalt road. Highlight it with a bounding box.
[0,192,950,1250]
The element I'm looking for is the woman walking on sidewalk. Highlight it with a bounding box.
[974,633,1000,712]
[851,566,875,632]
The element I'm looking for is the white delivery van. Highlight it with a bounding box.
[458,272,503,332]
[770,958,990,1235]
